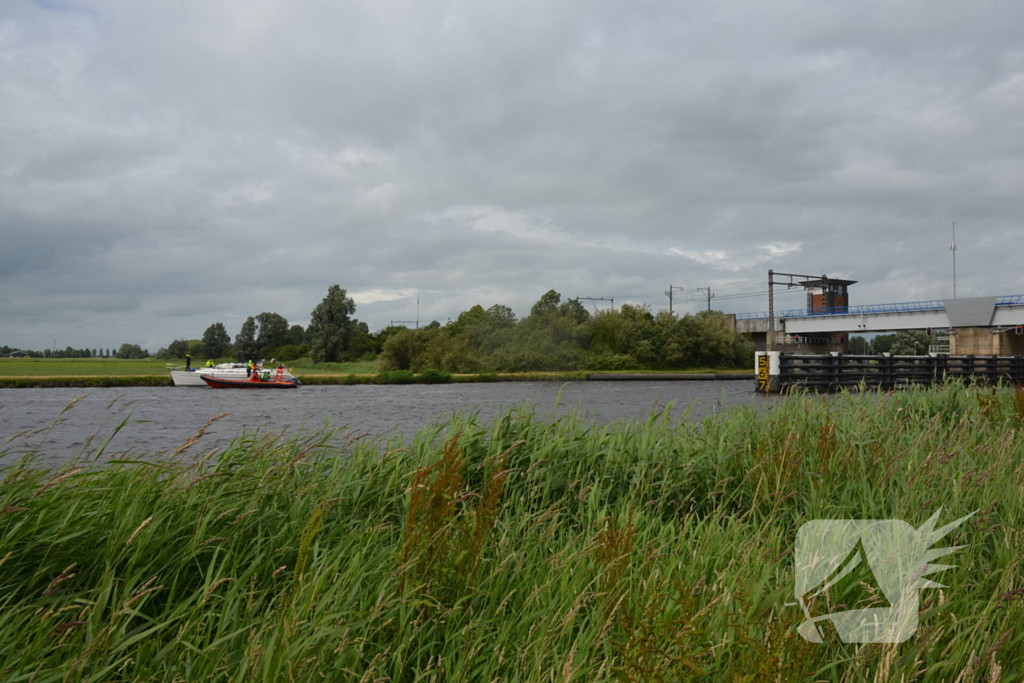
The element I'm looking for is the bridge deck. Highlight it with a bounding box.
[735,294,1024,334]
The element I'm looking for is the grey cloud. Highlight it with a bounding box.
[2,0,1023,350]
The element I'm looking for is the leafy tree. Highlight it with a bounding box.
[530,290,562,318]
[486,304,517,328]
[889,331,932,355]
[872,334,897,354]
[346,321,378,360]
[380,327,447,371]
[308,285,357,362]
[374,325,410,354]
[287,325,305,346]
[235,317,259,361]
[273,344,310,362]
[255,312,290,353]
[201,323,231,359]
[558,298,590,325]
[116,343,148,359]
[167,339,189,359]
[446,305,489,337]
[848,336,869,354]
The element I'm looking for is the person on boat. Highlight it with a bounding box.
[246,359,254,378]
[185,352,192,371]
[205,358,215,367]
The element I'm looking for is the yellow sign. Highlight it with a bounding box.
[757,355,770,392]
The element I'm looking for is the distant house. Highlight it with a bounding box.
[5,351,28,358]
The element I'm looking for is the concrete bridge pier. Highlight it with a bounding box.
[949,327,1024,355]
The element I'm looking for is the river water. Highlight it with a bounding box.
[0,380,777,467]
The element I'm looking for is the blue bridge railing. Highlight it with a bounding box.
[780,299,947,318]
[735,294,1024,321]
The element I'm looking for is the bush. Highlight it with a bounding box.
[580,351,638,371]
[375,370,415,385]
[268,344,310,362]
[417,369,452,384]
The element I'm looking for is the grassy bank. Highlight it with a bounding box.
[0,371,588,388]
[0,361,743,387]
[298,370,591,385]
[0,375,174,388]
[0,358,172,376]
[1,382,1021,681]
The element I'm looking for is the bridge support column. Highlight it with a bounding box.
[950,328,1024,356]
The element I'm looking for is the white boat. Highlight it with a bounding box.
[169,362,298,387]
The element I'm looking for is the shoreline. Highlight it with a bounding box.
[0,370,754,388]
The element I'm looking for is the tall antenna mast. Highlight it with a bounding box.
[416,290,420,329]
[950,216,958,299]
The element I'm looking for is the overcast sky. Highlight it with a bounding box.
[3,0,1024,352]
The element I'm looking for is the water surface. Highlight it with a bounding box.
[0,380,776,467]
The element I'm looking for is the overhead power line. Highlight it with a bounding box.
[575,296,615,312]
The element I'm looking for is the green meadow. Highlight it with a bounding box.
[0,382,1021,681]
[0,358,173,377]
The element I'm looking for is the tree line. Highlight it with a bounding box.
[379,289,753,372]
[155,285,752,371]
[849,331,935,355]
[157,285,376,363]
[5,285,755,371]
[0,346,120,358]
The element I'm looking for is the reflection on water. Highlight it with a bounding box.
[0,381,777,467]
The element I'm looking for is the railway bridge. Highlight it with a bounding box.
[735,294,1024,356]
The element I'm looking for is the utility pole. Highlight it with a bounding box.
[697,287,715,313]
[393,292,420,330]
[665,285,684,314]
[950,217,958,299]
[767,270,830,332]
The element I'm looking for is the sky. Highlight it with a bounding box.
[3,0,1024,352]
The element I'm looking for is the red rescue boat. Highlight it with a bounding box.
[201,367,300,389]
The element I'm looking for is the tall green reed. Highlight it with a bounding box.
[0,380,1022,681]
